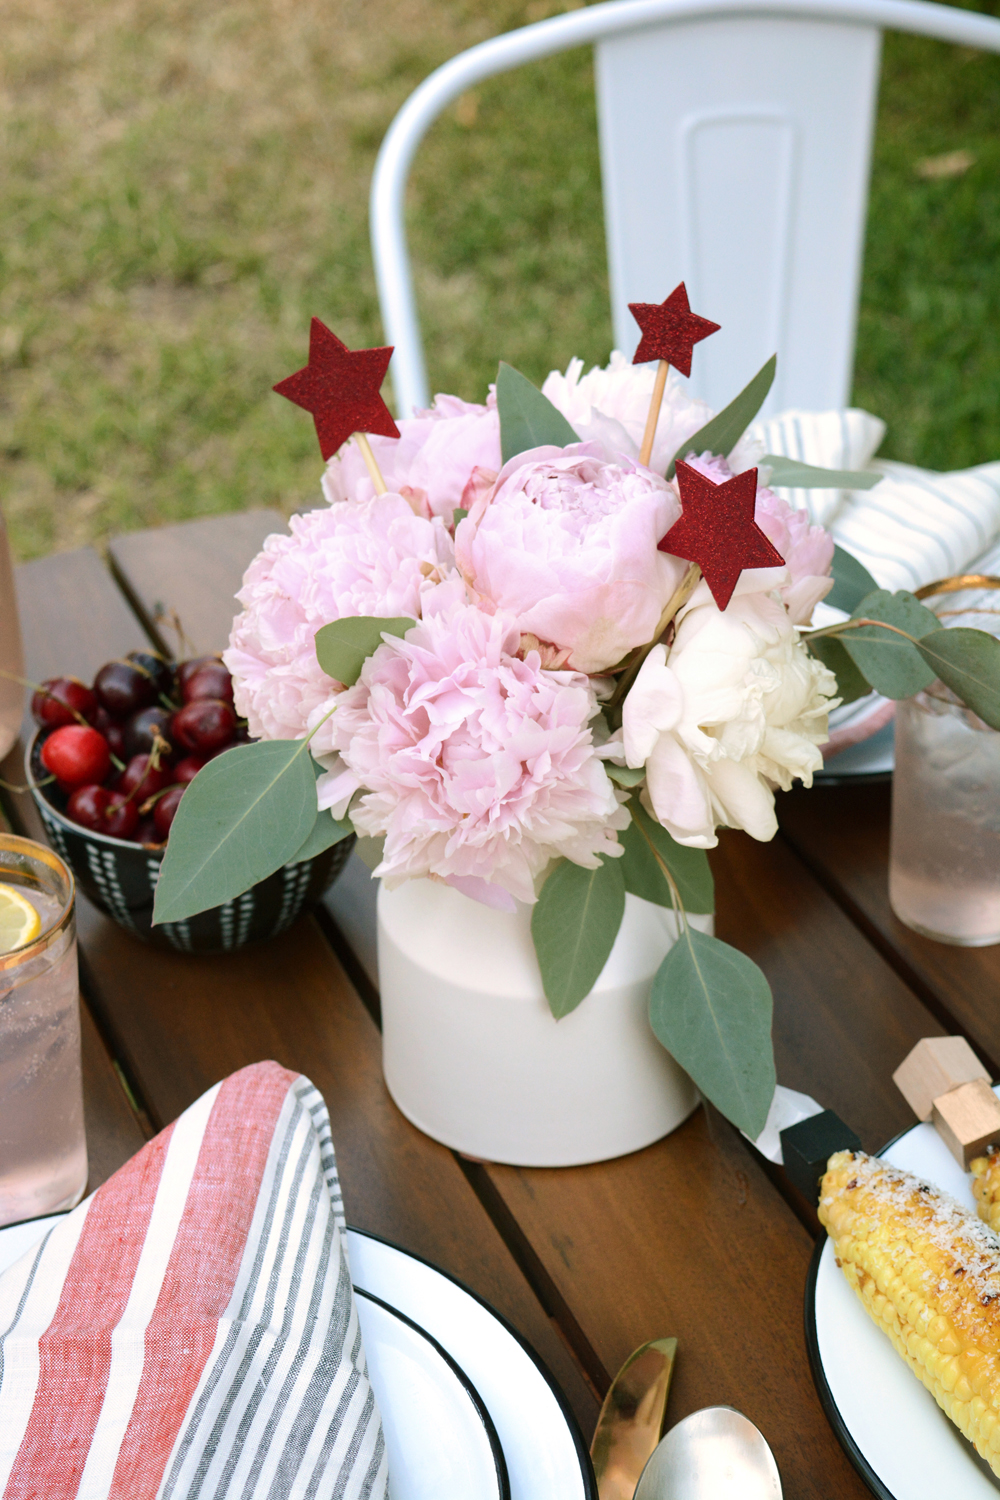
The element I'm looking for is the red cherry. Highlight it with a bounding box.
[92,709,127,759]
[118,754,171,805]
[103,791,139,839]
[173,754,207,786]
[134,817,162,847]
[177,656,220,691]
[182,663,234,705]
[41,725,111,789]
[153,785,185,839]
[172,699,236,754]
[31,677,98,729]
[66,784,111,831]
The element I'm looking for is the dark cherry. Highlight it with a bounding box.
[125,650,174,697]
[172,699,236,754]
[65,784,138,838]
[31,677,98,729]
[94,661,158,718]
[41,725,111,789]
[93,707,127,758]
[177,656,221,692]
[118,754,172,805]
[134,817,162,847]
[102,790,140,839]
[153,785,185,838]
[173,754,207,786]
[182,663,234,705]
[123,707,173,759]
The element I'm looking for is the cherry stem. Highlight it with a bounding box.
[0,772,56,795]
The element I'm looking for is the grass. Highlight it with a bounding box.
[1,0,999,560]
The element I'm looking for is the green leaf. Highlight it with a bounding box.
[606,763,646,787]
[290,808,354,863]
[355,835,385,871]
[496,362,580,465]
[620,798,714,914]
[805,634,871,706]
[763,455,881,491]
[840,589,940,698]
[452,507,469,526]
[668,354,776,479]
[531,855,626,1018]
[826,545,879,614]
[649,927,776,1138]
[916,628,1000,730]
[153,740,317,924]
[315,615,413,687]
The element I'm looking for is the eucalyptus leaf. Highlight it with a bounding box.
[606,763,646,787]
[763,455,880,491]
[531,855,626,1018]
[916,628,1000,730]
[497,362,580,464]
[668,354,776,479]
[805,634,871,706]
[315,615,414,687]
[153,740,317,924]
[290,807,354,863]
[452,507,469,527]
[355,835,386,871]
[620,798,714,915]
[649,926,776,1138]
[826,545,879,614]
[840,589,940,699]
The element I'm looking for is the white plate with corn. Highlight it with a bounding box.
[808,1099,1000,1498]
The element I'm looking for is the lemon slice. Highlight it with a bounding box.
[0,883,43,954]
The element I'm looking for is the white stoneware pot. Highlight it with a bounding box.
[377,877,713,1167]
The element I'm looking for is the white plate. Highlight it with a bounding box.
[807,1095,1000,1498]
[815,697,895,781]
[0,1217,594,1500]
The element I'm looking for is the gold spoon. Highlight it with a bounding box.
[590,1338,677,1500]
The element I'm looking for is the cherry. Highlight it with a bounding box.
[118,754,172,805]
[65,785,139,839]
[172,699,236,754]
[123,706,173,759]
[177,656,220,692]
[92,707,126,759]
[41,725,111,789]
[182,663,234,705]
[134,817,162,847]
[31,677,98,729]
[94,661,158,718]
[125,650,174,698]
[173,754,207,786]
[153,785,185,839]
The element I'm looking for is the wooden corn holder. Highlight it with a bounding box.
[893,1036,1000,1167]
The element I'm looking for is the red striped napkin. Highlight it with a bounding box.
[0,1061,388,1499]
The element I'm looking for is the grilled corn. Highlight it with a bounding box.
[971,1147,1000,1234]
[820,1149,1000,1475]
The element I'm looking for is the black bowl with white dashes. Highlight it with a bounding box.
[27,730,354,953]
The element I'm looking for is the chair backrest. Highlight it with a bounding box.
[370,0,1000,420]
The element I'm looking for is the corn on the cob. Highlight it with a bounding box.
[971,1147,1000,1234]
[820,1149,1000,1475]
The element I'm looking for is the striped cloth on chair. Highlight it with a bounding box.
[0,1061,388,1500]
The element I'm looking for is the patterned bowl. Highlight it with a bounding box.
[27,729,354,953]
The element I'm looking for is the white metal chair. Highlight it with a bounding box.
[370,0,1000,420]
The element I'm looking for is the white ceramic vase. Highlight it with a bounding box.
[377,878,713,1167]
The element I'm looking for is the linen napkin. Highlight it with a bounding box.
[0,1061,388,1500]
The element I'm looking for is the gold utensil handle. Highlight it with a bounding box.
[590,1337,677,1500]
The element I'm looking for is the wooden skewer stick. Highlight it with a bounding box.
[354,432,388,495]
[638,360,670,468]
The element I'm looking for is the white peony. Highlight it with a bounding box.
[618,591,837,847]
[542,351,764,476]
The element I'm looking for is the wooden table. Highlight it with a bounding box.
[6,511,998,1499]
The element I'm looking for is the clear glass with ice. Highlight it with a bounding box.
[0,835,87,1225]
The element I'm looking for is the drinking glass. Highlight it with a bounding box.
[0,505,25,762]
[0,834,87,1226]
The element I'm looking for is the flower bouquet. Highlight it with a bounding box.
[153,287,1000,1152]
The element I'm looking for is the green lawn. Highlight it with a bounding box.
[2,0,999,560]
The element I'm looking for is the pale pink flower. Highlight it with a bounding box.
[315,598,628,908]
[682,453,834,624]
[455,442,686,674]
[322,392,501,524]
[224,496,458,756]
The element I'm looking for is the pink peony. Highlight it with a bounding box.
[223,496,457,756]
[322,393,501,523]
[455,442,686,675]
[315,597,628,907]
[682,453,834,624]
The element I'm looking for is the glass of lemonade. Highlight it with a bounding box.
[0,834,87,1226]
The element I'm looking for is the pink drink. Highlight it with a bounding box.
[0,842,87,1226]
[889,690,1000,946]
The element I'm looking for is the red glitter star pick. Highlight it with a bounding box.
[273,318,400,461]
[659,463,785,611]
[629,283,720,377]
